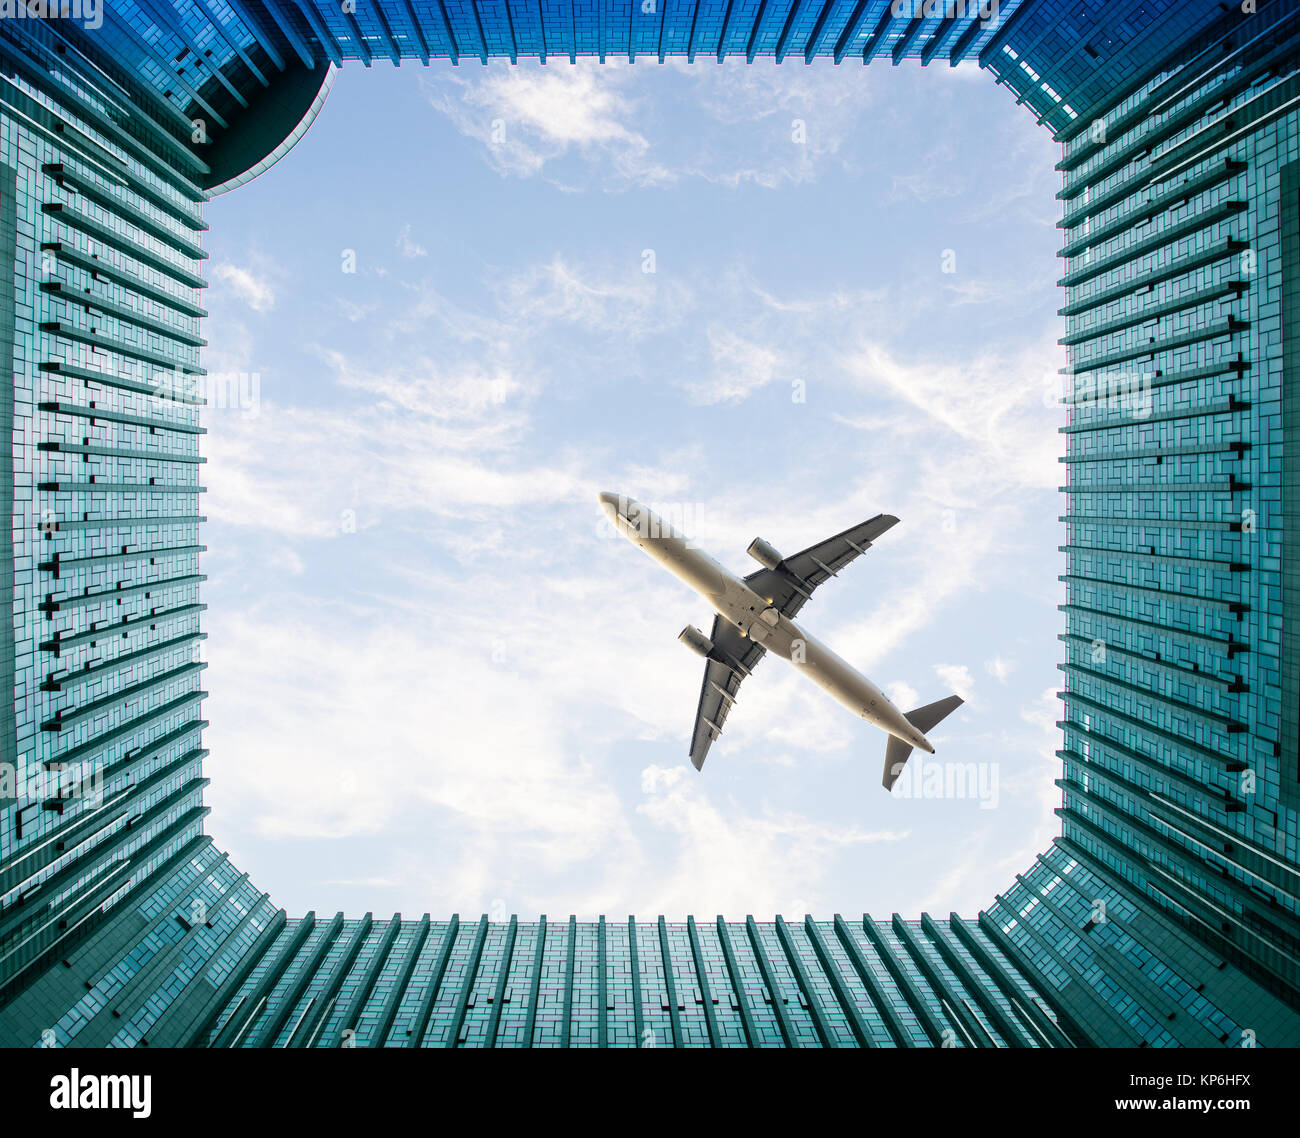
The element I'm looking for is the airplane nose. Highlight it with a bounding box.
[598,491,624,523]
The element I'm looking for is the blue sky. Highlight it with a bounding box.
[197,56,1068,922]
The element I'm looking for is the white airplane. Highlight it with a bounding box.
[598,492,963,789]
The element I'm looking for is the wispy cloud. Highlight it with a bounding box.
[839,338,1063,492]
[986,655,1015,682]
[420,57,880,192]
[421,62,667,189]
[635,768,909,915]
[395,223,427,258]
[210,261,275,311]
[934,663,976,703]
[686,325,783,405]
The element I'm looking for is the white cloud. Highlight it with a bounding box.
[1019,686,1062,736]
[267,546,305,576]
[317,876,398,888]
[985,655,1015,682]
[641,764,686,794]
[421,57,880,192]
[934,663,975,703]
[210,261,275,312]
[496,255,681,337]
[422,63,667,189]
[828,514,995,676]
[887,681,920,710]
[840,339,1064,492]
[634,772,909,915]
[686,325,783,405]
[337,298,380,323]
[888,171,963,203]
[395,223,427,259]
[204,604,630,856]
[201,346,580,537]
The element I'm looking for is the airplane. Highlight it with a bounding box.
[598,491,963,789]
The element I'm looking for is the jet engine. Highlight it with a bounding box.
[747,537,783,571]
[678,625,713,657]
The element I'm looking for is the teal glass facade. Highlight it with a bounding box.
[0,0,1299,1048]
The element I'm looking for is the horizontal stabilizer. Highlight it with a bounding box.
[905,694,964,736]
[881,695,965,790]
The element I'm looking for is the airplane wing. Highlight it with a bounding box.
[743,513,900,620]
[688,614,767,771]
[688,513,898,770]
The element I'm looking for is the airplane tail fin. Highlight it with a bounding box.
[881,695,965,790]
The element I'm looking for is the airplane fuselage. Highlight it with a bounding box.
[602,494,935,754]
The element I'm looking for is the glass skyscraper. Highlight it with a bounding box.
[0,0,1297,1048]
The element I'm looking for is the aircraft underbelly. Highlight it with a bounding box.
[789,632,878,715]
